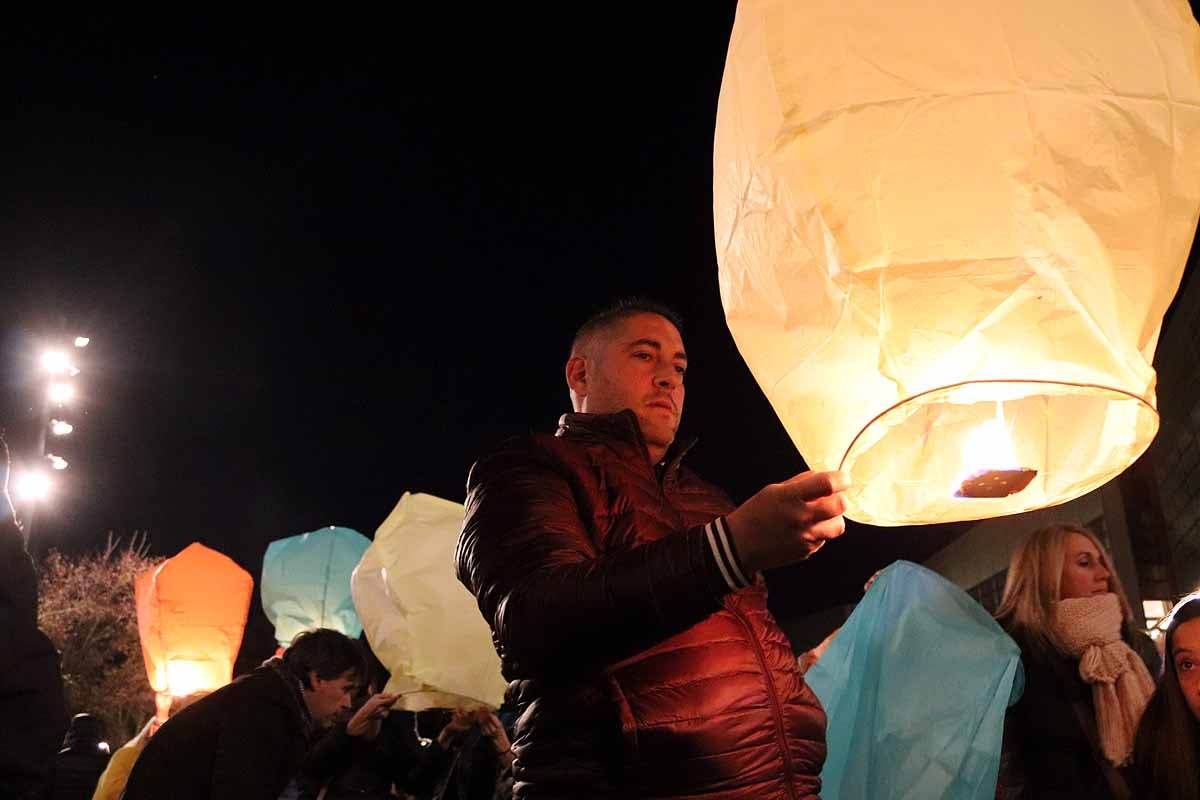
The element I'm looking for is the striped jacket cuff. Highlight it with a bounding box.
[704,516,756,592]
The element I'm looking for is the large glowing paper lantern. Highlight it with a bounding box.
[261,526,370,647]
[351,492,505,710]
[135,542,253,719]
[714,0,1200,525]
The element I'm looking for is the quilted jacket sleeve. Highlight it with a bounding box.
[455,439,752,678]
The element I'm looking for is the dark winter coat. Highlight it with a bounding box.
[433,726,510,800]
[456,411,826,799]
[298,710,454,800]
[997,625,1160,800]
[48,745,109,800]
[122,661,314,800]
[0,516,68,800]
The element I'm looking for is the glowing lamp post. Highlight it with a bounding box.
[13,470,52,504]
[15,334,89,544]
[261,526,371,649]
[135,542,253,720]
[714,0,1200,525]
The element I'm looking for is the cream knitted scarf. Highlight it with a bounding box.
[1052,593,1155,767]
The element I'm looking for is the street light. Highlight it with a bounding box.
[41,351,71,374]
[13,470,52,504]
[22,333,90,546]
[48,383,75,404]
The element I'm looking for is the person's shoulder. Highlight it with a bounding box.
[466,432,570,488]
[998,622,1050,666]
[215,669,304,735]
[186,667,287,719]
[476,432,558,461]
[1125,625,1162,675]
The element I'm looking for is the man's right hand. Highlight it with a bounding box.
[436,708,478,749]
[725,470,850,573]
[346,692,398,740]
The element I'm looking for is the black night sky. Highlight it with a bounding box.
[2,9,1195,664]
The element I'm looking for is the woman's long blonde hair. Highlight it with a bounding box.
[994,523,1135,656]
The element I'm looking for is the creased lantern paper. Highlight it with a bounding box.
[135,542,253,718]
[351,492,505,710]
[714,0,1200,525]
[261,526,370,647]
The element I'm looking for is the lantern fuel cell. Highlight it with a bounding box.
[955,469,1039,500]
[714,0,1200,525]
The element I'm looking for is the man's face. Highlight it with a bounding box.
[572,312,687,458]
[303,671,358,725]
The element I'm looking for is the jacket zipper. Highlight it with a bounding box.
[730,604,799,800]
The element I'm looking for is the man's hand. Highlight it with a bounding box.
[725,470,850,573]
[436,708,478,749]
[475,709,511,756]
[863,567,885,594]
[345,692,398,740]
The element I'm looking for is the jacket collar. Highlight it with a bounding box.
[263,657,316,737]
[555,409,697,476]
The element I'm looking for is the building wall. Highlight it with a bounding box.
[784,482,1148,654]
[1148,260,1200,595]
[922,484,1146,623]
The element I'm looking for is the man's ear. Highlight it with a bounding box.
[305,671,320,692]
[566,355,588,409]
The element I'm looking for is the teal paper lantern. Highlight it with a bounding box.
[261,526,371,647]
[806,561,1023,800]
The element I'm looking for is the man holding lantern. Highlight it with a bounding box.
[456,299,850,799]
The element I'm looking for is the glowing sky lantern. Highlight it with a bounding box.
[261,526,370,647]
[714,0,1200,525]
[351,492,505,710]
[135,542,253,720]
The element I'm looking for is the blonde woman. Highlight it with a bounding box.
[994,524,1160,800]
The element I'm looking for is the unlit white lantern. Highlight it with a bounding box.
[714,0,1200,525]
[351,492,505,710]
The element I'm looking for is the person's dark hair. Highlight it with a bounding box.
[282,629,367,690]
[570,297,684,358]
[1133,598,1200,800]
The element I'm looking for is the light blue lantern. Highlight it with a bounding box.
[805,561,1024,800]
[261,526,371,647]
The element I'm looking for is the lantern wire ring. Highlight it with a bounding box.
[835,378,1158,473]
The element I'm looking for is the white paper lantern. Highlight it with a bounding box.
[351,492,505,710]
[714,0,1200,525]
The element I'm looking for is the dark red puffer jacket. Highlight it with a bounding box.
[456,411,826,799]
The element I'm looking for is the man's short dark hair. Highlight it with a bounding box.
[570,297,684,357]
[282,629,367,690]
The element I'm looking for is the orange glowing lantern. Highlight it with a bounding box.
[135,542,254,720]
[714,0,1200,525]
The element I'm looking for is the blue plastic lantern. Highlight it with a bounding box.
[805,561,1024,800]
[261,526,371,647]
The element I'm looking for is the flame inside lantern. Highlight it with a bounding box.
[952,402,1037,499]
[165,659,208,698]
